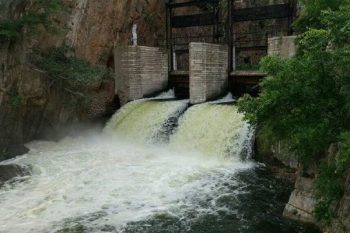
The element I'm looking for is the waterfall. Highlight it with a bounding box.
[104,99,189,144]
[103,93,253,159]
[170,103,253,159]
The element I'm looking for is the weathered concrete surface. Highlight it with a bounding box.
[189,43,228,104]
[283,175,317,225]
[114,46,168,105]
[268,36,297,59]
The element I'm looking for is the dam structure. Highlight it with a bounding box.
[115,0,298,105]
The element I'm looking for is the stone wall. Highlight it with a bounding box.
[189,43,228,104]
[114,46,168,105]
[268,36,297,58]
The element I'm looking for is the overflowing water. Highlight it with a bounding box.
[0,96,318,233]
[170,103,253,158]
[104,99,189,144]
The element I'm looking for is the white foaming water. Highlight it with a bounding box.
[152,89,175,99]
[104,99,189,144]
[209,93,235,104]
[170,103,253,159]
[0,99,254,233]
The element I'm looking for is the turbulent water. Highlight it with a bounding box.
[104,99,189,144]
[0,96,318,233]
[170,103,253,158]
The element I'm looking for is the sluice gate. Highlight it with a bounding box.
[115,0,297,105]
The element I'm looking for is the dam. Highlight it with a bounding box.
[0,92,318,233]
[115,0,297,105]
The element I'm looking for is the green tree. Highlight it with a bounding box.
[238,0,350,223]
[294,0,344,33]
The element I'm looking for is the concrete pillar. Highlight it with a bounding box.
[189,42,229,104]
[114,46,168,105]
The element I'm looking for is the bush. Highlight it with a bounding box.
[30,46,111,90]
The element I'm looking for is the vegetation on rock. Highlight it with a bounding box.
[0,0,61,41]
[30,46,111,91]
[238,0,350,224]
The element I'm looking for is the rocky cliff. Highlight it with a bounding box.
[255,133,350,233]
[0,0,166,160]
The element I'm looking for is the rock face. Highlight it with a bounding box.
[64,0,166,63]
[283,175,317,225]
[255,132,318,226]
[0,0,166,160]
[256,132,350,233]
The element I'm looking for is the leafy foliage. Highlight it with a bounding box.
[337,133,350,172]
[238,0,350,223]
[239,51,349,162]
[0,0,61,41]
[314,162,343,223]
[313,132,350,223]
[294,0,345,33]
[30,46,111,89]
[0,20,23,40]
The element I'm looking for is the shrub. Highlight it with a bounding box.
[30,46,111,90]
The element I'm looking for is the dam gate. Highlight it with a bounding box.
[166,0,297,99]
[114,0,297,105]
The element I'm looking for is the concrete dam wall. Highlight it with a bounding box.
[114,36,295,105]
[114,46,168,105]
[189,43,229,104]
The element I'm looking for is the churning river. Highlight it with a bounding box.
[0,94,319,233]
